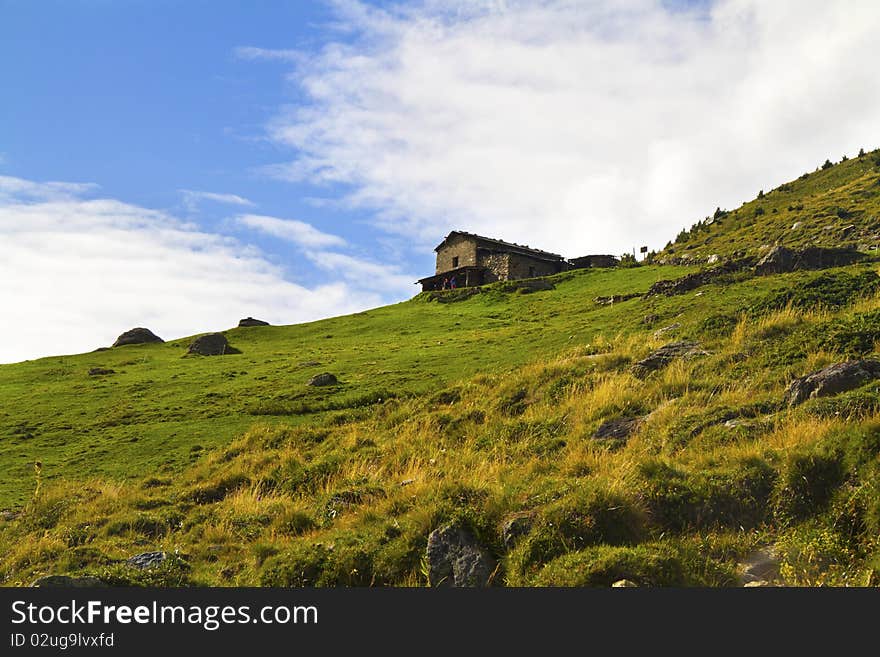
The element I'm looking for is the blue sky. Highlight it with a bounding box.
[1,0,879,363]
[1,0,375,289]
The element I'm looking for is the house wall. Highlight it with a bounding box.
[477,250,509,282]
[435,234,478,274]
[569,255,619,269]
[507,253,564,279]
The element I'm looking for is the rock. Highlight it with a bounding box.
[307,372,338,386]
[645,260,744,297]
[593,417,643,442]
[187,333,235,356]
[631,341,708,378]
[31,575,105,587]
[743,580,771,587]
[0,510,20,521]
[785,360,880,406]
[112,328,164,347]
[426,522,496,587]
[611,579,638,587]
[791,222,802,231]
[501,512,535,550]
[755,245,796,274]
[756,245,865,275]
[706,254,720,265]
[642,314,659,326]
[652,323,681,340]
[594,293,641,305]
[739,547,780,585]
[127,551,167,569]
[88,367,115,376]
[238,317,270,327]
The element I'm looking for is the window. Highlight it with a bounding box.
[452,256,459,268]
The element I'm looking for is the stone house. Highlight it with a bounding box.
[417,231,567,291]
[568,254,620,269]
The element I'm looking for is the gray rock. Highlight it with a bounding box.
[187,333,233,356]
[31,575,104,587]
[739,547,780,586]
[112,328,163,347]
[307,372,338,386]
[238,317,270,327]
[631,341,707,378]
[1,510,21,521]
[501,512,534,550]
[652,323,680,340]
[127,551,167,569]
[784,360,880,406]
[612,579,638,588]
[88,367,115,376]
[593,417,643,442]
[426,522,496,587]
[756,245,796,274]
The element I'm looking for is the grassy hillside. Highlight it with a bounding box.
[658,147,880,262]
[3,153,880,587]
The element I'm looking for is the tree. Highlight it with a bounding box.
[822,159,834,170]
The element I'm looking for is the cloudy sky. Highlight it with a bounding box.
[2,0,879,363]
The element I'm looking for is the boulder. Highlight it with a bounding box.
[593,417,643,442]
[426,522,496,587]
[756,245,865,275]
[501,512,535,550]
[88,367,115,376]
[127,551,167,570]
[31,575,104,587]
[784,360,880,406]
[652,323,680,340]
[755,246,796,274]
[611,579,639,588]
[187,333,234,356]
[631,341,707,378]
[646,260,744,297]
[739,548,780,586]
[238,317,270,327]
[307,372,338,386]
[112,328,163,347]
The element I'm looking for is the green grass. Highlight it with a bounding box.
[0,265,694,507]
[660,147,880,262]
[3,154,880,587]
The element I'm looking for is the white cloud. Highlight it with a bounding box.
[234,46,304,63]
[236,213,347,248]
[304,249,418,296]
[255,0,880,256]
[0,175,100,203]
[0,177,383,364]
[180,189,256,211]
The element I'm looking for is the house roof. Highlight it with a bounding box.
[435,231,563,261]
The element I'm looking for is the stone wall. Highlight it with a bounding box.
[435,234,478,274]
[477,251,509,282]
[507,253,564,279]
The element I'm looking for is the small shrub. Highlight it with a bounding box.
[773,450,844,522]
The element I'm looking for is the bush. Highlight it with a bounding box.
[822,159,834,170]
[637,457,776,532]
[773,450,844,522]
[750,271,880,314]
[820,309,880,356]
[506,485,645,581]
